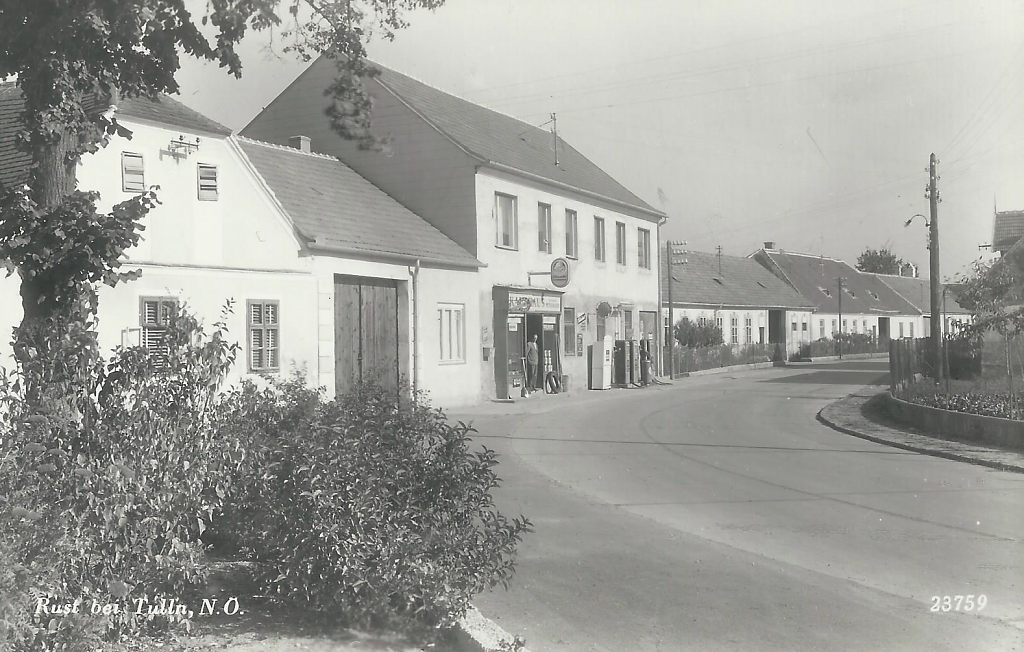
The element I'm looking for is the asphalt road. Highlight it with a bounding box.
[450,360,1024,652]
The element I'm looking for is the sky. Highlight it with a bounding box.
[176,0,1024,280]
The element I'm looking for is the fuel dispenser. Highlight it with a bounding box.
[612,339,627,387]
[589,338,612,390]
[629,340,641,385]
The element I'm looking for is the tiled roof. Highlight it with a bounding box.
[0,84,230,191]
[753,249,918,315]
[369,61,664,219]
[237,137,481,268]
[869,274,971,315]
[0,84,30,191]
[993,210,1024,252]
[116,94,231,136]
[662,249,813,309]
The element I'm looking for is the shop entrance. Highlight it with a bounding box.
[526,314,544,390]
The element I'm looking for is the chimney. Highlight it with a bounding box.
[288,135,311,153]
[763,241,775,250]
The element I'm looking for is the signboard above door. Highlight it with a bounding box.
[550,258,570,288]
[508,292,561,314]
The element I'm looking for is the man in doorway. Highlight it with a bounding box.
[526,334,539,392]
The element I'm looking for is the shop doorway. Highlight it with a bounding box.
[878,317,890,343]
[526,313,545,390]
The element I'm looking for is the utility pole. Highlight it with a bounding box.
[666,240,687,379]
[927,153,942,384]
[716,245,723,276]
[837,276,846,360]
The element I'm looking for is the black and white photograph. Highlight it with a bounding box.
[0,0,1022,650]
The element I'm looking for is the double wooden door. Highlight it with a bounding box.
[334,276,401,396]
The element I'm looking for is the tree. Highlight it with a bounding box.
[856,247,904,274]
[674,318,724,348]
[0,0,442,382]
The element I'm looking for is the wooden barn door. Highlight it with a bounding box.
[334,276,401,397]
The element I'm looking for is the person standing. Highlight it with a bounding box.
[526,334,539,392]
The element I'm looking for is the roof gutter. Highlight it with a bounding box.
[481,161,667,221]
[308,239,485,270]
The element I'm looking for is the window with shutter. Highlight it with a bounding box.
[248,300,280,372]
[122,153,145,193]
[438,303,465,363]
[197,164,218,201]
[139,297,178,366]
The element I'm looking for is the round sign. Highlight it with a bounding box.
[550,257,570,288]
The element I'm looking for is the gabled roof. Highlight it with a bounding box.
[993,210,1024,253]
[0,84,231,191]
[367,61,664,220]
[753,249,917,315]
[237,137,481,268]
[662,249,813,309]
[868,273,971,316]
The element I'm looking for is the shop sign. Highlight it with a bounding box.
[508,292,561,314]
[550,258,570,288]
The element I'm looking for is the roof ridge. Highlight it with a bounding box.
[766,249,844,263]
[235,135,341,162]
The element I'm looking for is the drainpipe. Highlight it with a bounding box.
[409,259,421,395]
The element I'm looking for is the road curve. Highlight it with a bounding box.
[455,360,1024,652]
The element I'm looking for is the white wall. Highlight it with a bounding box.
[310,256,481,409]
[474,168,661,397]
[662,306,770,346]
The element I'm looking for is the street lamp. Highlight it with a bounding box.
[904,213,930,229]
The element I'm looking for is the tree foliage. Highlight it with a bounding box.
[856,247,904,274]
[673,318,724,348]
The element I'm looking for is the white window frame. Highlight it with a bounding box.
[122,152,145,193]
[594,216,606,262]
[197,163,219,201]
[139,296,177,366]
[538,202,552,253]
[438,303,466,364]
[638,227,651,269]
[565,209,578,258]
[495,193,518,250]
[615,221,627,265]
[731,315,739,344]
[248,300,280,373]
[744,314,752,343]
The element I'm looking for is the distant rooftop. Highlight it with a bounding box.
[993,209,1024,254]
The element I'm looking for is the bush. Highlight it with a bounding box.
[0,304,242,651]
[214,378,532,638]
[673,318,723,349]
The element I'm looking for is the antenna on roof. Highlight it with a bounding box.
[551,112,559,167]
[716,245,723,276]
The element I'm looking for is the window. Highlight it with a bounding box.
[563,308,576,355]
[899,322,904,338]
[197,164,218,201]
[624,310,634,339]
[852,321,858,334]
[594,216,606,261]
[664,315,670,342]
[565,209,578,258]
[832,319,837,335]
[538,203,552,253]
[122,153,145,192]
[731,316,739,344]
[819,319,825,336]
[140,297,178,365]
[842,319,848,333]
[438,304,465,363]
[248,300,280,372]
[744,315,752,343]
[615,222,627,265]
[638,227,651,269]
[791,320,797,332]
[716,316,723,331]
[495,193,518,249]
[909,323,914,338]
[863,319,868,333]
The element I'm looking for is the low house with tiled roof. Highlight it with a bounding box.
[0,85,484,407]
[752,245,924,345]
[243,57,666,399]
[866,273,974,336]
[661,250,814,354]
[992,208,1024,256]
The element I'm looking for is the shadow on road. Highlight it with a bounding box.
[761,370,889,385]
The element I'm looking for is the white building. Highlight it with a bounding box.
[0,86,484,408]
[242,58,666,399]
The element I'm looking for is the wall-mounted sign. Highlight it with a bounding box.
[508,292,561,314]
[550,258,570,288]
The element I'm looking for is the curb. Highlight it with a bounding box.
[815,401,1024,474]
[454,605,529,652]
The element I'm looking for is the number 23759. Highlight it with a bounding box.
[930,595,987,612]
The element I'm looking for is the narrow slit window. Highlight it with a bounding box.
[122,153,145,193]
[198,164,218,201]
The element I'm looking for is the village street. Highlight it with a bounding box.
[450,360,1024,652]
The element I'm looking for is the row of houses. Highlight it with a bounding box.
[0,57,975,409]
[661,244,972,356]
[0,57,664,408]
